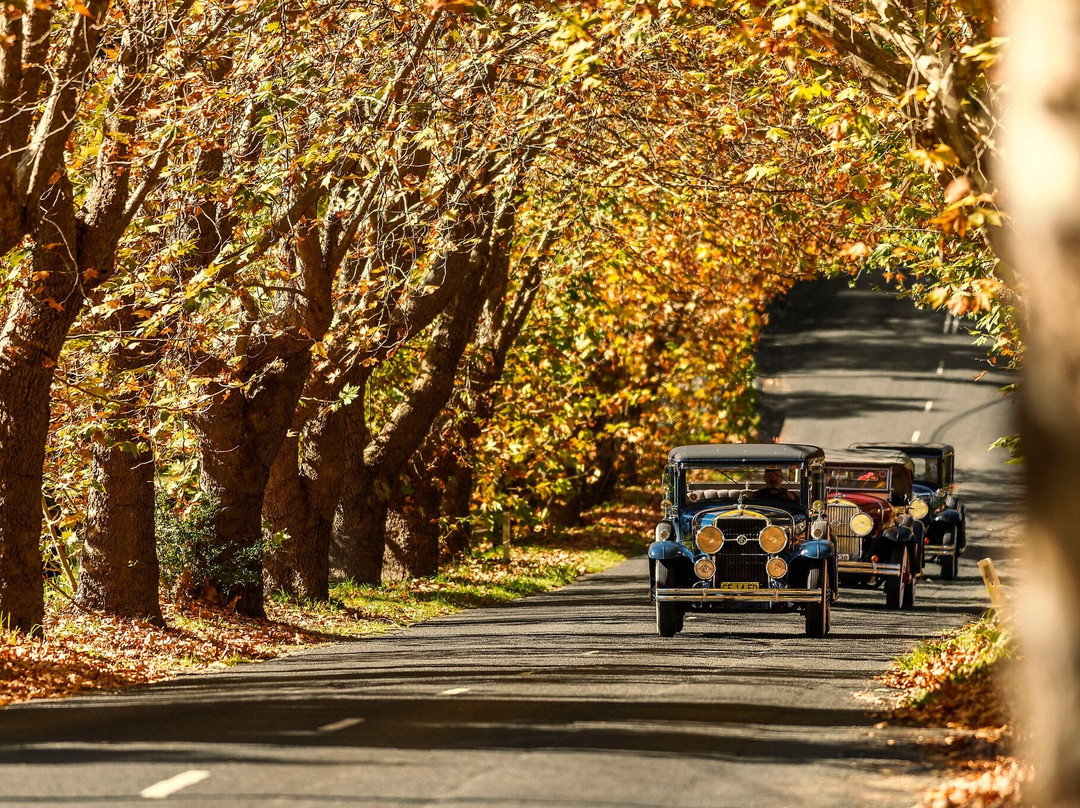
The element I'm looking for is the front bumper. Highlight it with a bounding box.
[655,587,823,604]
[838,560,902,578]
[924,543,957,557]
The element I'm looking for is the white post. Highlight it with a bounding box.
[978,557,1008,620]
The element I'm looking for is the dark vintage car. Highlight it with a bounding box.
[824,449,923,609]
[648,444,837,638]
[850,442,966,579]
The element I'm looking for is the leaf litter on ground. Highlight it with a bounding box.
[1,491,654,707]
[876,614,1033,808]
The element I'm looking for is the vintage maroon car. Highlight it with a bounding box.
[824,448,923,609]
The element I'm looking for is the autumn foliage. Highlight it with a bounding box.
[0,0,1003,635]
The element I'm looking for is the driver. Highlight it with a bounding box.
[756,468,795,501]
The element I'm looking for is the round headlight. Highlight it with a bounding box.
[696,525,724,554]
[758,525,787,554]
[908,499,929,519]
[766,556,788,578]
[694,557,716,580]
[850,512,874,537]
[655,521,673,542]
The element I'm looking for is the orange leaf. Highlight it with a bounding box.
[427,0,482,13]
[44,297,64,312]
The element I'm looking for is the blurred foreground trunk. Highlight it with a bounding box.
[1004,3,1080,803]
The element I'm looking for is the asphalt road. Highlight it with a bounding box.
[0,279,1021,807]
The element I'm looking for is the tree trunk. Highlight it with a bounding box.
[263,406,348,600]
[0,179,82,633]
[75,423,161,623]
[383,465,441,580]
[0,361,53,633]
[0,3,176,632]
[441,458,473,561]
[333,460,391,584]
[191,352,312,616]
[1003,5,1080,803]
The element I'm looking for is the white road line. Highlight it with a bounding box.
[936,361,945,376]
[583,650,601,656]
[318,718,363,733]
[140,770,210,800]
[440,687,470,695]
[911,430,921,442]
[924,401,934,412]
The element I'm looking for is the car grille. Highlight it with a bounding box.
[713,517,768,586]
[827,502,863,558]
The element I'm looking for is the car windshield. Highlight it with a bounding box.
[826,467,890,491]
[908,456,940,486]
[682,465,803,501]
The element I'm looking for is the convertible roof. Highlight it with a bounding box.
[849,442,953,455]
[824,448,915,470]
[668,443,824,465]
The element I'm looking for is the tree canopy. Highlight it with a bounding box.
[0,0,1005,631]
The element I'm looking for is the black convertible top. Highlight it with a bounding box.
[667,443,824,465]
[824,448,915,469]
[849,442,953,456]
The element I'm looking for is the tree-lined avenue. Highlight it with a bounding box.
[0,281,1018,807]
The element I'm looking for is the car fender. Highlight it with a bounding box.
[934,508,963,526]
[786,539,835,585]
[648,541,695,563]
[877,524,914,545]
[870,525,916,558]
[793,539,835,561]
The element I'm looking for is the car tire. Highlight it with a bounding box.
[805,564,830,638]
[655,563,681,637]
[901,546,916,610]
[940,529,959,580]
[885,545,908,609]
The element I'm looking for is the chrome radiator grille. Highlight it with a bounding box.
[713,517,768,586]
[827,502,863,558]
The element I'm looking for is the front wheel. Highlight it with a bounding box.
[655,563,681,637]
[885,545,909,609]
[805,564,830,638]
[939,529,959,580]
[901,547,916,610]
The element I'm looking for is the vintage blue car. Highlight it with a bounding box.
[849,442,966,579]
[824,448,923,609]
[648,444,837,638]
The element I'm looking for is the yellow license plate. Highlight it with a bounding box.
[719,582,760,590]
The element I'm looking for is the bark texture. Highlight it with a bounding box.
[76,426,162,622]
[1003,4,1080,803]
[0,0,116,633]
[0,172,108,631]
[262,408,348,599]
[192,350,312,615]
[333,271,494,582]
